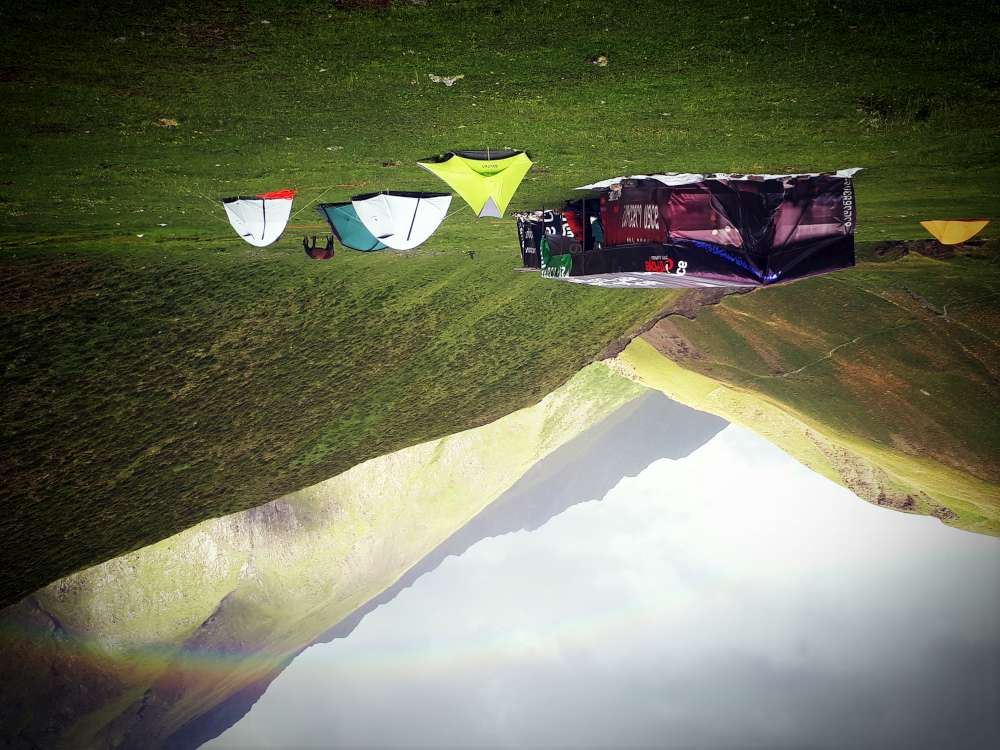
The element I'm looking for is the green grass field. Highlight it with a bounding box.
[655,245,1000,480]
[2,0,999,606]
[622,242,1000,535]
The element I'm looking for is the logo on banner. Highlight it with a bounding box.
[620,203,661,230]
[842,179,854,232]
[542,255,572,278]
[644,256,687,276]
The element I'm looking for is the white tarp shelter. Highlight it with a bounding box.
[222,189,296,247]
[351,191,452,250]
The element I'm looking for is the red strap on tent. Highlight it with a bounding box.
[257,189,296,200]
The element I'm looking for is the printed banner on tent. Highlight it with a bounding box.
[540,236,574,279]
[515,210,570,268]
[594,172,859,284]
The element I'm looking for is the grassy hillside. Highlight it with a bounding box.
[0,364,644,749]
[2,0,999,604]
[0,236,674,608]
[620,243,1000,534]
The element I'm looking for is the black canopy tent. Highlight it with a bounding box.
[517,169,861,287]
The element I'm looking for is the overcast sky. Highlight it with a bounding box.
[208,422,1000,750]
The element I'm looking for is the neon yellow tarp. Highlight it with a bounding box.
[920,219,990,245]
[418,150,532,218]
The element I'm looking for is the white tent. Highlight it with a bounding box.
[222,189,295,247]
[351,191,452,250]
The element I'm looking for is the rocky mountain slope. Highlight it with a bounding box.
[0,365,644,749]
[613,244,1000,535]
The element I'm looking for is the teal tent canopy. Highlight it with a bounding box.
[317,202,387,252]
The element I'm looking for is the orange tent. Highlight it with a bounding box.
[919,219,989,245]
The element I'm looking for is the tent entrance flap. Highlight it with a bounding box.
[480,196,501,218]
[318,203,387,252]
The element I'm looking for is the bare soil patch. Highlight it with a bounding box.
[599,287,750,360]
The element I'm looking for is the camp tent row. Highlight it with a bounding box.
[221,150,533,254]
[516,169,865,287]
[223,189,452,253]
[217,158,985,276]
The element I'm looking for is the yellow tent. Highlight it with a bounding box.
[919,219,990,245]
[418,150,532,218]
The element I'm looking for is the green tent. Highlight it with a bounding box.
[417,149,532,218]
[317,202,387,251]
[540,236,573,278]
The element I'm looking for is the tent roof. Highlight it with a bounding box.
[421,149,525,163]
[222,189,297,203]
[919,219,990,245]
[576,168,863,190]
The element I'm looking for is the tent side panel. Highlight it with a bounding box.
[516,216,542,268]
[259,198,294,247]
[515,211,574,268]
[765,234,855,283]
[318,204,387,251]
[418,160,488,215]
[599,185,765,283]
[920,219,989,245]
[352,193,451,251]
[564,243,764,284]
[491,153,533,216]
[765,176,856,283]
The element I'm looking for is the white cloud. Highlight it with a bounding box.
[210,423,1000,750]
